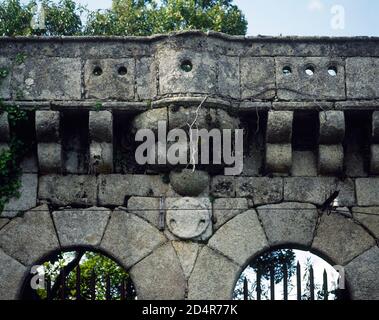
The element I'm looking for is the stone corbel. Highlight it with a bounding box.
[89,111,113,174]
[318,111,345,175]
[265,111,293,174]
[36,111,62,173]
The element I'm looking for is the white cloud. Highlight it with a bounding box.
[308,0,325,12]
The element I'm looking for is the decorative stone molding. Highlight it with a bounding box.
[35,111,62,173]
[318,111,345,175]
[165,197,212,241]
[89,110,113,174]
[265,111,293,174]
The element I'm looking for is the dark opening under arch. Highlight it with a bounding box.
[21,247,137,301]
[233,247,350,301]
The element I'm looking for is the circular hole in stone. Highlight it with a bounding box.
[328,66,338,76]
[118,66,127,76]
[180,60,193,72]
[305,65,315,76]
[282,66,292,76]
[93,66,103,76]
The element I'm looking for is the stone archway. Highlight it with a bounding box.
[0,205,186,300]
[188,203,379,300]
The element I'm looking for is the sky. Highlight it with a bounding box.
[30,0,379,37]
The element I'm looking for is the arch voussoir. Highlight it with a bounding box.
[99,208,167,270]
[0,204,60,266]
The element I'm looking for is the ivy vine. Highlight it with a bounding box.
[0,63,28,213]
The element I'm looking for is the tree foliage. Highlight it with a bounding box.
[0,0,247,36]
[36,250,136,300]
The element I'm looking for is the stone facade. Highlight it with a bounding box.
[0,32,379,300]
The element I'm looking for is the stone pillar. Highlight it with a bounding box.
[265,111,293,174]
[0,112,10,152]
[89,111,113,174]
[371,111,379,174]
[36,111,62,173]
[318,111,345,175]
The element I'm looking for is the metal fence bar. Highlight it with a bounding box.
[106,274,111,301]
[90,271,96,300]
[60,270,66,300]
[310,265,315,301]
[323,269,328,301]
[46,277,51,300]
[243,277,248,300]
[121,278,126,300]
[283,264,288,301]
[270,267,275,300]
[76,266,81,300]
[296,262,301,300]
[256,270,262,301]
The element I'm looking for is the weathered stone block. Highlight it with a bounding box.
[346,58,379,99]
[169,106,239,131]
[318,144,344,175]
[0,112,9,142]
[370,144,379,174]
[276,57,345,100]
[89,142,113,174]
[208,210,268,266]
[0,249,27,300]
[213,198,248,230]
[0,57,11,100]
[169,169,209,196]
[236,177,283,205]
[240,57,275,99]
[130,242,186,300]
[35,111,60,142]
[345,146,367,177]
[352,207,379,238]
[172,241,199,279]
[132,108,168,133]
[89,111,113,143]
[158,48,217,95]
[284,177,355,206]
[188,246,240,300]
[127,197,160,228]
[52,207,111,247]
[312,213,375,265]
[210,176,235,198]
[100,210,167,269]
[257,202,318,247]
[356,178,379,206]
[98,174,174,206]
[266,111,293,143]
[0,219,8,230]
[319,111,345,144]
[37,143,63,173]
[345,246,379,300]
[0,205,59,265]
[136,57,157,100]
[265,143,292,173]
[291,151,317,177]
[39,175,97,206]
[2,174,38,218]
[84,58,135,100]
[13,58,81,100]
[218,55,240,99]
[20,151,38,173]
